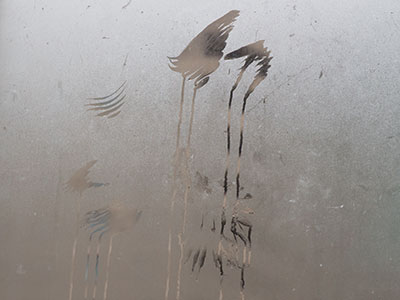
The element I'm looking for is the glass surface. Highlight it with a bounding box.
[1,1,400,299]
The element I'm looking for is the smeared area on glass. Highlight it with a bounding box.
[66,160,98,195]
[66,160,100,300]
[82,203,142,300]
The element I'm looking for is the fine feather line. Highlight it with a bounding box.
[96,101,125,117]
[85,86,126,107]
[88,95,125,111]
[88,81,127,100]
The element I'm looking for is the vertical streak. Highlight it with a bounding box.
[84,241,92,299]
[247,225,252,266]
[220,69,245,238]
[165,76,186,300]
[183,88,197,235]
[240,290,245,300]
[69,239,78,300]
[176,87,197,300]
[103,234,114,300]
[68,194,81,300]
[217,87,236,300]
[240,255,246,300]
[176,234,184,300]
[223,88,234,210]
[216,243,224,300]
[217,86,236,300]
[217,71,243,300]
[92,238,102,300]
[247,250,252,266]
[186,87,197,148]
[242,247,247,286]
[235,95,249,209]
[234,94,249,300]
[176,76,187,150]
[222,69,244,212]
[165,227,173,300]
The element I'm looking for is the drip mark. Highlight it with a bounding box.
[240,267,245,290]
[82,205,141,300]
[198,248,207,271]
[211,219,216,232]
[196,248,207,279]
[220,40,272,299]
[167,10,240,300]
[192,249,201,272]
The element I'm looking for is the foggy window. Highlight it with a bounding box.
[1,1,399,299]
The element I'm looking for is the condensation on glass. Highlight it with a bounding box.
[1,1,399,300]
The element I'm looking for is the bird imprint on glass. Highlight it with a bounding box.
[165,10,240,300]
[86,81,127,118]
[82,204,142,300]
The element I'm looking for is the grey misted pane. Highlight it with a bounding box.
[1,1,399,300]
